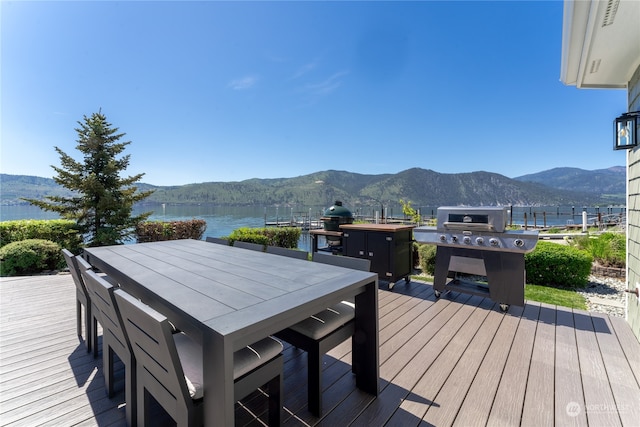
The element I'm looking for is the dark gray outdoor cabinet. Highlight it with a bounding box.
[340,224,414,289]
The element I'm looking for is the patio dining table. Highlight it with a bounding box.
[83,239,379,426]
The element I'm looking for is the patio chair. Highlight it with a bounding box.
[205,236,229,245]
[81,269,136,427]
[311,252,371,271]
[233,241,265,251]
[265,245,308,260]
[274,253,370,416]
[62,249,93,353]
[74,256,100,356]
[113,288,284,427]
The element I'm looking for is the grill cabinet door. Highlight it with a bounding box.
[342,225,413,283]
[365,231,392,279]
[343,229,366,259]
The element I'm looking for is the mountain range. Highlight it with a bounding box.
[0,166,626,208]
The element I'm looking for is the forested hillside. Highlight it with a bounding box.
[1,167,625,208]
[514,166,625,197]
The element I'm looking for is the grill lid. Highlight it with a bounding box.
[322,201,354,233]
[437,206,508,233]
[322,201,353,219]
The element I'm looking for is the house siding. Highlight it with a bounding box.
[627,64,640,341]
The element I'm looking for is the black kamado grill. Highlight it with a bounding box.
[321,201,354,248]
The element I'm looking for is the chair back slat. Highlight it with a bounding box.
[81,269,128,351]
[114,289,192,405]
[205,236,229,245]
[266,245,308,260]
[75,255,93,271]
[234,241,264,251]
[312,252,371,272]
[62,249,89,295]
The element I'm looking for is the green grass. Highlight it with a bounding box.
[525,284,587,309]
[410,274,588,310]
[411,274,434,283]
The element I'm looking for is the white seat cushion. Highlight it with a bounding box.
[174,333,283,400]
[174,333,204,399]
[288,301,355,340]
[234,336,283,379]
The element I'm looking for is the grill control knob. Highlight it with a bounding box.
[451,235,458,243]
[514,239,524,247]
[463,236,471,244]
[476,237,484,245]
[489,238,499,247]
[439,234,447,242]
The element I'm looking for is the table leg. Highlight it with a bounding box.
[204,334,235,427]
[353,280,379,395]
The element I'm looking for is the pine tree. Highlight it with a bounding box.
[25,111,154,246]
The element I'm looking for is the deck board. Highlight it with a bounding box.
[485,302,538,426]
[520,303,556,427]
[2,273,640,426]
[389,296,496,425]
[554,305,588,426]
[353,294,476,426]
[590,312,640,426]
[609,315,640,385]
[574,309,622,427]
[421,299,504,426]
[452,304,523,427]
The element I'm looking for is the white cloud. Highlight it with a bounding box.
[305,70,349,96]
[228,75,258,90]
[292,60,319,80]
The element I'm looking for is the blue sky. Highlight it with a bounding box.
[1,1,629,186]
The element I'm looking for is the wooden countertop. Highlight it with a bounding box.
[340,223,416,232]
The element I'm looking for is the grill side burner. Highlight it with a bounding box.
[414,206,538,312]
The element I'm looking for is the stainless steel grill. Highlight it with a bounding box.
[414,206,538,311]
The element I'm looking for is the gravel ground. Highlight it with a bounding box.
[578,274,629,318]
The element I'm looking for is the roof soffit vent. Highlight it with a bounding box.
[602,0,620,27]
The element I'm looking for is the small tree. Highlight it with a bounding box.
[400,199,421,224]
[25,111,154,246]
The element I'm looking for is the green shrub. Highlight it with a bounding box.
[525,241,593,288]
[227,227,301,248]
[135,219,207,243]
[0,239,64,276]
[571,232,625,268]
[0,219,83,253]
[418,244,437,276]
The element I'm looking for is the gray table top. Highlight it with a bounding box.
[84,239,377,349]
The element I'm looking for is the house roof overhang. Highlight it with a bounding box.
[561,0,640,88]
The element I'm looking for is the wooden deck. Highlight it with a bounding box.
[1,273,639,426]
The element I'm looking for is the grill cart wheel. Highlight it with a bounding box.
[500,303,509,312]
[389,275,412,290]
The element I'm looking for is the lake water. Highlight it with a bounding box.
[0,204,324,252]
[1,204,626,252]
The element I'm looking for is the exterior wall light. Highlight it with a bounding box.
[614,111,639,150]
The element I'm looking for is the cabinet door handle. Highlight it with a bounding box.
[369,252,374,257]
[359,251,364,256]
